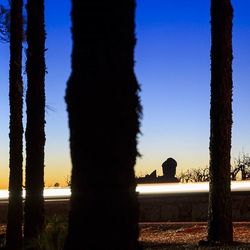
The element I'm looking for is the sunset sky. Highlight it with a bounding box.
[1,0,250,188]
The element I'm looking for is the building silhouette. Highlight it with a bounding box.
[137,157,179,183]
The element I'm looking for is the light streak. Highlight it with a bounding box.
[136,182,209,194]
[0,188,71,201]
[137,181,250,194]
[0,181,250,200]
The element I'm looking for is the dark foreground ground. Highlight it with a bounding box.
[1,222,250,249]
[140,222,250,249]
[1,201,250,249]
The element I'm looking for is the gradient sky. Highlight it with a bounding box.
[1,0,250,188]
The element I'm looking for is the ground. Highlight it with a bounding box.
[140,222,250,249]
[1,222,250,249]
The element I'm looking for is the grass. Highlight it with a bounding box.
[0,214,68,250]
[38,215,68,250]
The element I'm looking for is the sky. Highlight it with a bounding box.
[1,0,250,188]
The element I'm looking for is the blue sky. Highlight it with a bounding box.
[1,0,250,188]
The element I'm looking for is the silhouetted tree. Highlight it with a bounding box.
[64,1,141,249]
[0,2,26,43]
[178,167,209,183]
[24,0,46,245]
[0,2,10,42]
[208,0,233,244]
[231,153,250,180]
[5,0,23,249]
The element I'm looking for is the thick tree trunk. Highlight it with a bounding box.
[24,0,46,244]
[6,0,23,249]
[64,1,141,249]
[208,0,233,244]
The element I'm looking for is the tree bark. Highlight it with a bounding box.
[64,1,142,249]
[24,0,46,244]
[6,0,23,248]
[208,0,233,244]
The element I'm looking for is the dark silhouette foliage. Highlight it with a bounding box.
[231,154,250,180]
[64,0,142,249]
[178,167,209,183]
[178,153,250,183]
[0,1,26,43]
[0,2,10,42]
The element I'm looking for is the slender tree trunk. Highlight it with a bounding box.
[24,0,46,244]
[208,0,233,244]
[64,1,141,249]
[6,0,23,249]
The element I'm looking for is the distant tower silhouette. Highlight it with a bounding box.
[162,158,178,182]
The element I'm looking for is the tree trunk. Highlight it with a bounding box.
[24,0,46,244]
[64,1,141,249]
[6,0,23,249]
[208,0,233,244]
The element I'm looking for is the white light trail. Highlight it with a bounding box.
[136,182,209,194]
[136,181,250,194]
[0,181,250,200]
[0,188,71,201]
[43,188,71,198]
